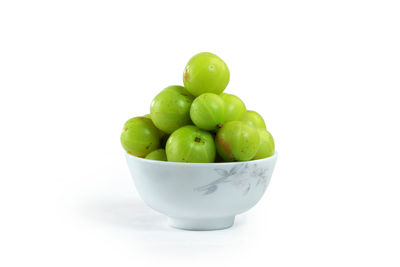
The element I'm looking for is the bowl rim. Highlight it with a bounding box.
[125,151,278,166]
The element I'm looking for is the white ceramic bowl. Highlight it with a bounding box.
[125,152,278,230]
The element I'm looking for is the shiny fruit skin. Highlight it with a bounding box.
[253,129,275,160]
[166,125,216,163]
[183,52,230,96]
[120,116,160,157]
[190,93,225,131]
[220,93,246,122]
[145,149,167,161]
[150,86,195,134]
[215,121,260,162]
[243,110,266,129]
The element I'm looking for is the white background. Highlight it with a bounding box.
[1,0,399,266]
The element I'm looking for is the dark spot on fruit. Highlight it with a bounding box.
[195,137,201,142]
[184,69,190,82]
[216,135,235,160]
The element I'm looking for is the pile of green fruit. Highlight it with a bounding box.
[121,52,275,163]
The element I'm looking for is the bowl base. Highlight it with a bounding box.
[167,216,235,231]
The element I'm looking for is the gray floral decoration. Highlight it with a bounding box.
[194,164,269,195]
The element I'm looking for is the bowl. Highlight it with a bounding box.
[125,152,278,230]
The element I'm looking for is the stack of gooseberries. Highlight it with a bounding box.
[121,52,275,163]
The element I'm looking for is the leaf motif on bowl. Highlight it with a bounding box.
[194,163,269,195]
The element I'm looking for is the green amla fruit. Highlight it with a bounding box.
[183,52,230,96]
[220,93,246,122]
[190,93,247,131]
[190,93,225,131]
[144,113,167,139]
[166,125,216,163]
[253,129,275,160]
[145,149,167,161]
[243,110,266,129]
[121,116,160,157]
[215,121,260,162]
[150,85,195,134]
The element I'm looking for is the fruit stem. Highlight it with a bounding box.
[216,124,223,129]
[194,137,201,142]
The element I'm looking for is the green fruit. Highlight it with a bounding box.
[121,116,160,157]
[253,129,275,160]
[145,149,167,161]
[190,93,225,131]
[190,93,247,131]
[143,114,167,139]
[150,86,195,134]
[215,121,260,162]
[166,125,216,163]
[243,110,266,129]
[220,93,246,122]
[183,52,230,96]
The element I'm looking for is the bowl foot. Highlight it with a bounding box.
[167,216,235,231]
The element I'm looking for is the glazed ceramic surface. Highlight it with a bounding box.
[125,152,278,230]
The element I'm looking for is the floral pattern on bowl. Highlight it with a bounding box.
[194,163,270,195]
[126,152,277,230]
